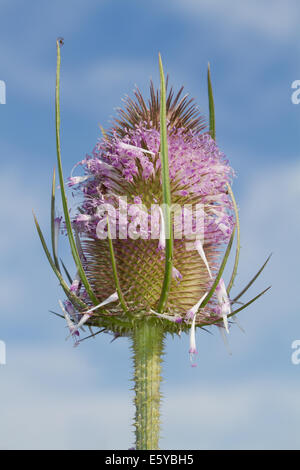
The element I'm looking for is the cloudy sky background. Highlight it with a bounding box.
[0,0,300,449]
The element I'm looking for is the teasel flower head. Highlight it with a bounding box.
[34,41,270,359]
[33,40,271,450]
[67,83,236,331]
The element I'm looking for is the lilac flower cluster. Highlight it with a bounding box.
[69,123,234,249]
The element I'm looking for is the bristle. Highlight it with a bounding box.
[109,82,206,138]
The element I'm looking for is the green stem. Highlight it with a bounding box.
[131,320,164,450]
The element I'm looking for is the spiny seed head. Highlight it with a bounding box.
[67,82,235,335]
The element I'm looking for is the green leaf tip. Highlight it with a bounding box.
[60,258,73,284]
[51,167,61,273]
[207,62,216,140]
[233,254,272,303]
[157,53,173,313]
[55,37,98,306]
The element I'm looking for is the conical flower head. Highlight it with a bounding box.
[69,82,234,333]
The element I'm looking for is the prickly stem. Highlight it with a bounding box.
[131,320,164,450]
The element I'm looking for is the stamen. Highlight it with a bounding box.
[69,292,119,337]
[83,291,118,314]
[118,142,155,156]
[195,238,212,279]
[218,325,232,355]
[189,311,198,367]
[67,175,92,187]
[151,309,182,323]
[216,279,231,334]
[172,266,182,281]
[53,216,62,256]
[186,292,208,320]
[59,300,80,347]
[70,272,81,293]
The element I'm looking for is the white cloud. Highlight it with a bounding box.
[238,159,300,284]
[1,0,103,45]
[0,161,57,315]
[0,344,299,449]
[60,58,155,117]
[0,37,154,118]
[0,345,133,449]
[170,0,300,40]
[0,1,126,111]
[221,158,300,346]
[0,166,46,251]
[162,379,300,449]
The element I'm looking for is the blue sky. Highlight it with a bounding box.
[0,0,300,449]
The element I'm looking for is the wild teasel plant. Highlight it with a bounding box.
[33,39,270,450]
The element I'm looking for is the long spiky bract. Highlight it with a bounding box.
[226,183,241,293]
[156,54,173,313]
[34,41,270,450]
[107,215,128,314]
[55,38,98,306]
[206,62,270,322]
[51,168,60,273]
